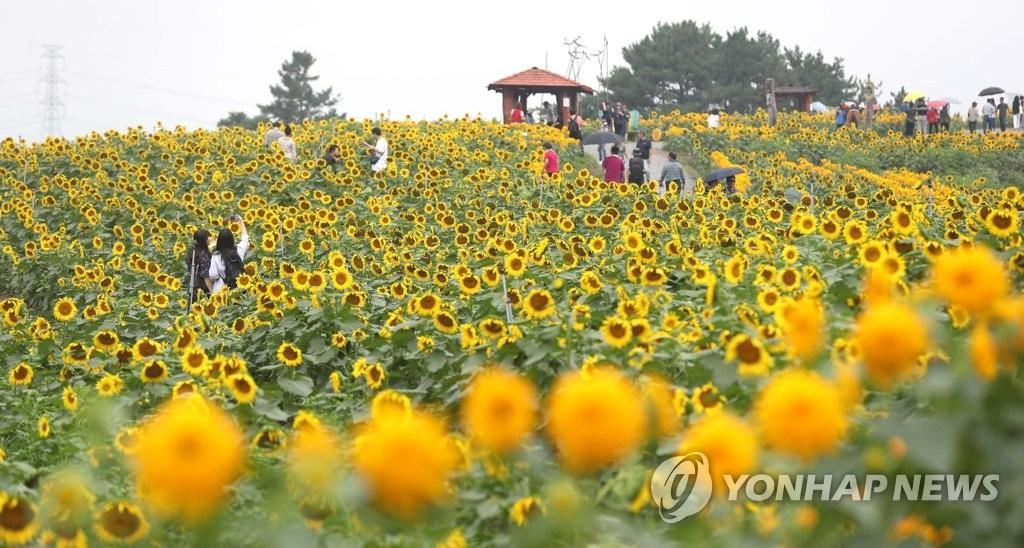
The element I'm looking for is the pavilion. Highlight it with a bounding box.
[487,67,594,124]
[774,86,818,112]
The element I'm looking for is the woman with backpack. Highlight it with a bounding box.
[209,216,249,294]
[185,229,214,305]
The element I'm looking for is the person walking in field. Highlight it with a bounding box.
[602,145,625,183]
[926,105,939,134]
[903,104,917,137]
[1012,96,1021,129]
[210,216,249,294]
[938,104,951,132]
[627,149,646,185]
[997,97,1009,132]
[914,98,928,135]
[567,110,584,142]
[844,107,860,128]
[542,142,559,177]
[967,101,980,134]
[982,99,996,133]
[708,108,721,128]
[184,229,213,305]
[659,151,686,196]
[276,125,297,161]
[614,104,629,138]
[263,121,284,148]
[635,131,652,173]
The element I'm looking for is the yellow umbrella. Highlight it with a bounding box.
[904,91,926,102]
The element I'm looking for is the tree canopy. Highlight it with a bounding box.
[218,51,341,128]
[600,21,858,113]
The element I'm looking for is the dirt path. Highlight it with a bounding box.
[582,141,699,194]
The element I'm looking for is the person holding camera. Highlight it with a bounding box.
[209,215,249,294]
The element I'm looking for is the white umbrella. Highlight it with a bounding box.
[809,101,828,113]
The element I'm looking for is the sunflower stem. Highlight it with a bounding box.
[500,273,514,324]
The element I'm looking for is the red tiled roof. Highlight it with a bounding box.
[488,67,594,93]
[775,86,818,94]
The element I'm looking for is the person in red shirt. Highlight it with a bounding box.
[602,145,625,183]
[509,103,524,123]
[542,142,559,176]
[926,106,939,134]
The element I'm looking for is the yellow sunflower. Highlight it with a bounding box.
[276,342,303,367]
[0,494,39,545]
[725,334,774,377]
[462,368,537,454]
[8,363,33,386]
[53,298,77,322]
[94,502,149,544]
[522,289,556,320]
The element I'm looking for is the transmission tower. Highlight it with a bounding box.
[39,44,66,138]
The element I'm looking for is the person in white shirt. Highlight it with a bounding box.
[707,108,721,128]
[209,216,250,294]
[365,127,388,173]
[981,99,997,134]
[263,121,284,147]
[276,125,297,161]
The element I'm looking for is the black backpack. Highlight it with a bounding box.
[628,158,645,183]
[568,117,581,137]
[223,254,244,289]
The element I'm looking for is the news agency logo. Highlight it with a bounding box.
[650,452,713,523]
[651,453,1000,524]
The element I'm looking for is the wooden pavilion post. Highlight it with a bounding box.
[765,79,778,127]
[554,90,567,126]
[501,91,515,123]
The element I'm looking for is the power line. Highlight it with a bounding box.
[71,48,259,85]
[0,69,34,84]
[40,44,66,138]
[0,116,41,132]
[69,93,213,124]
[66,69,261,106]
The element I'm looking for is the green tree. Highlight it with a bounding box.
[601,21,720,111]
[709,28,786,113]
[888,85,909,108]
[258,51,339,123]
[782,46,857,105]
[216,111,266,129]
[601,21,859,113]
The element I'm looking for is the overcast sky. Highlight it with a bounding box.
[0,0,1016,141]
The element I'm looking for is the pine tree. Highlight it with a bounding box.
[257,51,339,123]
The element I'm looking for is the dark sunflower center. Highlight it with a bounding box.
[100,506,141,538]
[736,339,762,364]
[143,363,163,378]
[0,500,33,530]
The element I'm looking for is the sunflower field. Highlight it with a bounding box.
[0,113,1023,547]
